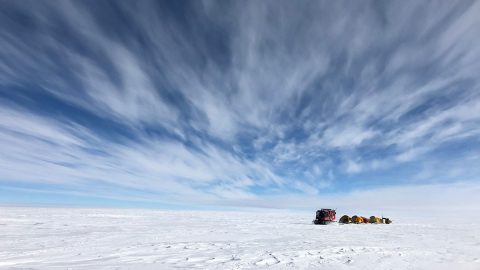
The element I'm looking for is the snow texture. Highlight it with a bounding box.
[1,207,479,269]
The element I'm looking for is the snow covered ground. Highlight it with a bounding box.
[1,207,479,269]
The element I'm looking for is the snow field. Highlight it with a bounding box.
[0,207,479,269]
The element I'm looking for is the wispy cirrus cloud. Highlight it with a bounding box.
[1,0,480,209]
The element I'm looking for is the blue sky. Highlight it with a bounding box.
[1,1,480,212]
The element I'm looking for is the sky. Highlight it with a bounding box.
[1,1,480,214]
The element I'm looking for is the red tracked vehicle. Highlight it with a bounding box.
[313,209,336,225]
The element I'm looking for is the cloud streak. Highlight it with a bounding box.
[1,0,480,209]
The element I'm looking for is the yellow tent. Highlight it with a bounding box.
[352,215,364,224]
[369,216,382,223]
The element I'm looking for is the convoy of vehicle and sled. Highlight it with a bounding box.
[313,209,392,225]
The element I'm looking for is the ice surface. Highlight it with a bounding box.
[1,207,479,269]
